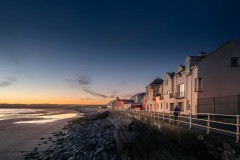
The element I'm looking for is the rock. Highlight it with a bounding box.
[197,134,204,141]
[221,143,235,160]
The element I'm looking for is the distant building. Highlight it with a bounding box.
[141,95,147,110]
[111,97,134,110]
[131,92,145,104]
[145,77,163,111]
[107,100,114,109]
[130,92,145,110]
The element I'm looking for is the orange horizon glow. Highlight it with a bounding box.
[0,98,109,105]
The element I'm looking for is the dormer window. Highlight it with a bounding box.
[231,57,239,67]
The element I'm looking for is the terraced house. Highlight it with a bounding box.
[146,39,240,115]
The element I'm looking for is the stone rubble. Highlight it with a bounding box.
[25,111,121,160]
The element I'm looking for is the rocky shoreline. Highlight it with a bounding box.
[25,110,121,160]
[24,109,240,160]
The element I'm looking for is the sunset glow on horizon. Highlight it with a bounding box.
[0,0,239,105]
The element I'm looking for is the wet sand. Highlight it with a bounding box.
[0,109,81,160]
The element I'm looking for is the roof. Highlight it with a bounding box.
[176,65,185,74]
[197,39,240,65]
[131,92,146,98]
[122,99,134,104]
[150,77,163,85]
[106,100,115,105]
[167,72,175,79]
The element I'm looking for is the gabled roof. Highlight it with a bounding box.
[122,99,134,104]
[176,65,185,74]
[165,72,175,79]
[197,39,240,65]
[150,77,163,85]
[131,92,146,98]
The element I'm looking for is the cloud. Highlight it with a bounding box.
[82,88,118,99]
[76,75,91,85]
[79,97,94,100]
[0,77,17,87]
[66,74,91,88]
[83,87,108,98]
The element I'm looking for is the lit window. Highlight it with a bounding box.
[177,84,185,97]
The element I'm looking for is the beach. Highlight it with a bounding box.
[0,109,80,160]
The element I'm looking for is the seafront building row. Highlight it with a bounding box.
[107,39,240,115]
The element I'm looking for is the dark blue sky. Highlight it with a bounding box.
[0,0,240,104]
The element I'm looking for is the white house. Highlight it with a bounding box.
[146,77,163,111]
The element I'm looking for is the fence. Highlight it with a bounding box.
[121,110,240,142]
[198,95,240,115]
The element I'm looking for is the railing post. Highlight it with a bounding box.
[169,112,171,123]
[177,112,180,125]
[163,112,165,121]
[236,115,239,142]
[207,113,210,134]
[189,113,192,129]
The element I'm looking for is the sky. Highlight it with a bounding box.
[0,0,240,104]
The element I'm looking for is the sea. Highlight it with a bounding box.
[0,108,78,124]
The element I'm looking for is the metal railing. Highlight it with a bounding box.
[121,110,240,142]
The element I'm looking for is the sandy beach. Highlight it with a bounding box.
[0,109,81,160]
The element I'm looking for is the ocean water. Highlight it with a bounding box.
[0,108,78,123]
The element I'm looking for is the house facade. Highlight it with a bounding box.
[108,97,134,110]
[130,92,145,110]
[146,77,163,111]
[107,39,240,115]
[147,39,240,115]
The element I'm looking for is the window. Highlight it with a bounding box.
[195,78,203,91]
[177,83,185,98]
[161,103,162,109]
[165,79,168,86]
[166,103,168,110]
[187,100,191,109]
[231,57,239,66]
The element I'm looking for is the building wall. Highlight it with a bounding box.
[197,41,240,98]
[162,75,175,113]
[174,71,186,112]
[146,85,159,111]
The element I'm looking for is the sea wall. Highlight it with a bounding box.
[108,111,240,160]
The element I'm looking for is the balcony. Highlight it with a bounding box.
[156,93,163,100]
[175,92,185,99]
[169,93,174,98]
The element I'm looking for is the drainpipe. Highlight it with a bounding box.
[238,94,240,115]
[213,97,215,120]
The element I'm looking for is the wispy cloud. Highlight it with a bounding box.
[83,87,108,98]
[76,74,91,85]
[66,74,91,88]
[0,77,17,87]
[82,88,117,99]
